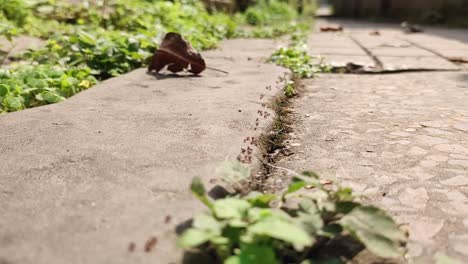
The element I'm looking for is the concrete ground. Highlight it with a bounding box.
[0,39,288,264]
[269,20,468,263]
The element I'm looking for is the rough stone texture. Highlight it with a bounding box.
[0,39,289,264]
[272,71,468,262]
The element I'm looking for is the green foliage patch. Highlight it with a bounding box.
[179,164,407,263]
[0,65,96,113]
[244,0,297,26]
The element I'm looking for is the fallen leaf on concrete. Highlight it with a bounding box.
[144,236,158,252]
[148,32,206,75]
[320,25,343,32]
[369,30,380,36]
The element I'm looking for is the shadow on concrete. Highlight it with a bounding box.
[455,73,468,84]
[146,72,202,80]
[178,234,381,264]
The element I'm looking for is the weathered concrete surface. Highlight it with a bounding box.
[271,72,468,262]
[0,36,44,65]
[0,39,288,264]
[310,19,468,72]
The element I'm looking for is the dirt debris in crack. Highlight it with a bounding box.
[247,76,301,193]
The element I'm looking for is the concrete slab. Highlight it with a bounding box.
[380,56,460,71]
[318,55,375,68]
[308,34,360,48]
[370,47,436,57]
[311,47,368,56]
[0,39,289,264]
[271,72,468,263]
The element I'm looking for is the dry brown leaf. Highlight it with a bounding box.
[320,25,343,32]
[148,32,206,75]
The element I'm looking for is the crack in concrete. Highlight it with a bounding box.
[348,34,384,71]
[400,37,462,68]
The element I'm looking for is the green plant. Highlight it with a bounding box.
[244,0,297,26]
[269,42,330,79]
[178,164,407,263]
[0,65,96,113]
[0,0,30,26]
[24,30,155,80]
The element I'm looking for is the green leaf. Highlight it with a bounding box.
[249,217,313,251]
[339,206,406,258]
[335,187,354,201]
[178,228,212,249]
[0,84,9,96]
[245,192,277,207]
[335,201,359,214]
[190,177,213,209]
[297,211,323,235]
[225,256,241,264]
[214,198,251,219]
[238,244,280,264]
[193,213,223,234]
[217,161,251,185]
[4,96,23,111]
[78,31,97,46]
[285,180,306,195]
[36,91,65,103]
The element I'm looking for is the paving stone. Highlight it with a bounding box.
[451,154,468,160]
[420,160,439,168]
[411,169,436,181]
[398,187,429,209]
[427,155,449,162]
[318,55,375,68]
[276,20,468,263]
[416,135,450,146]
[390,131,413,137]
[434,144,468,155]
[463,219,468,228]
[448,160,468,167]
[420,120,450,128]
[380,56,459,71]
[453,123,468,132]
[453,243,468,257]
[397,215,445,243]
[370,47,435,57]
[311,47,368,56]
[446,191,468,202]
[440,175,468,186]
[408,146,428,156]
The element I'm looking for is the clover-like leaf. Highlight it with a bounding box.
[178,228,213,249]
[238,243,280,264]
[214,198,251,219]
[36,91,65,103]
[339,206,406,258]
[217,161,251,185]
[249,217,314,251]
